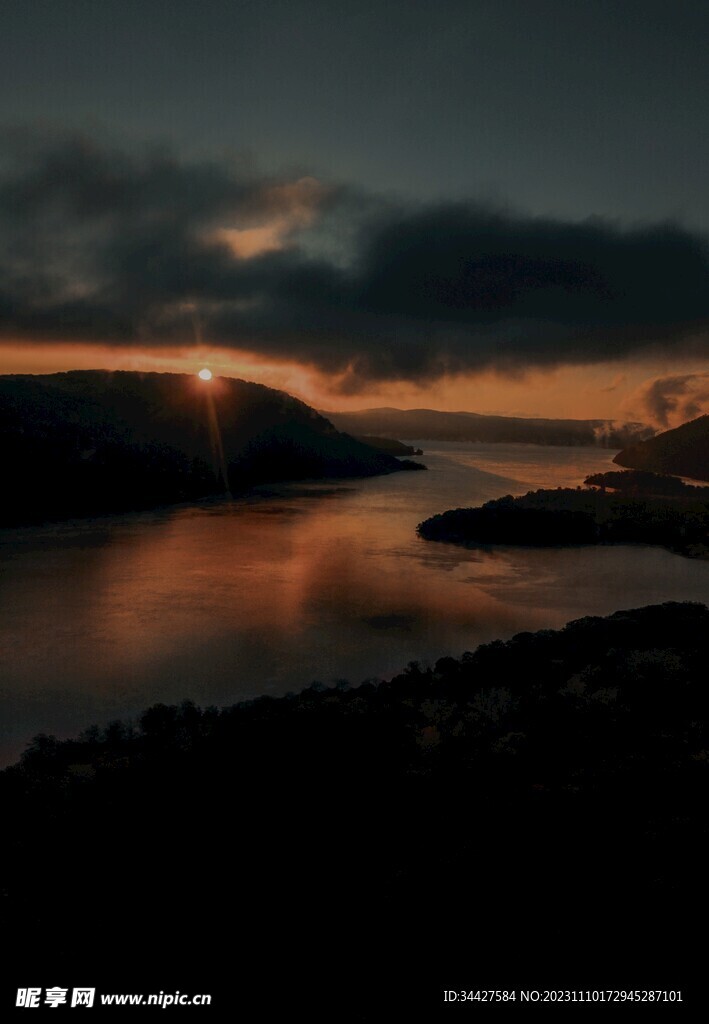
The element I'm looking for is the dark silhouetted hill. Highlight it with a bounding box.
[418,486,709,558]
[354,435,423,456]
[0,370,419,525]
[614,414,709,481]
[325,406,654,447]
[2,602,708,1012]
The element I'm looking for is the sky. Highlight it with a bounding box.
[2,0,709,425]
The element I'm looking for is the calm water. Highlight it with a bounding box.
[2,442,709,765]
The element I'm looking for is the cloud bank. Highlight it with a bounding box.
[2,131,709,389]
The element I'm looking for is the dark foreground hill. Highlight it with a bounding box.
[326,406,653,447]
[614,413,709,481]
[0,370,420,525]
[353,434,423,456]
[3,602,708,1014]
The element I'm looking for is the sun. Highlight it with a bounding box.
[198,368,213,381]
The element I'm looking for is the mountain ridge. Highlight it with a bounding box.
[613,414,709,482]
[324,406,653,447]
[0,370,419,525]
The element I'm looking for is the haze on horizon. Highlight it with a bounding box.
[2,0,709,429]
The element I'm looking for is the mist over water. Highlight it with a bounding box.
[2,442,709,765]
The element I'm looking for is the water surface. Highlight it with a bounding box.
[2,442,708,764]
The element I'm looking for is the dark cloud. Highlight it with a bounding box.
[2,131,709,387]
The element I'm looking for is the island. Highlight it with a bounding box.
[584,468,709,498]
[417,485,709,558]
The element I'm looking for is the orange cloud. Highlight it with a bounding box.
[210,176,326,258]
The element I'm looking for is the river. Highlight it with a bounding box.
[2,441,709,765]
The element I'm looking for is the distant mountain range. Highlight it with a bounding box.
[0,371,420,525]
[614,414,709,482]
[324,407,654,448]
